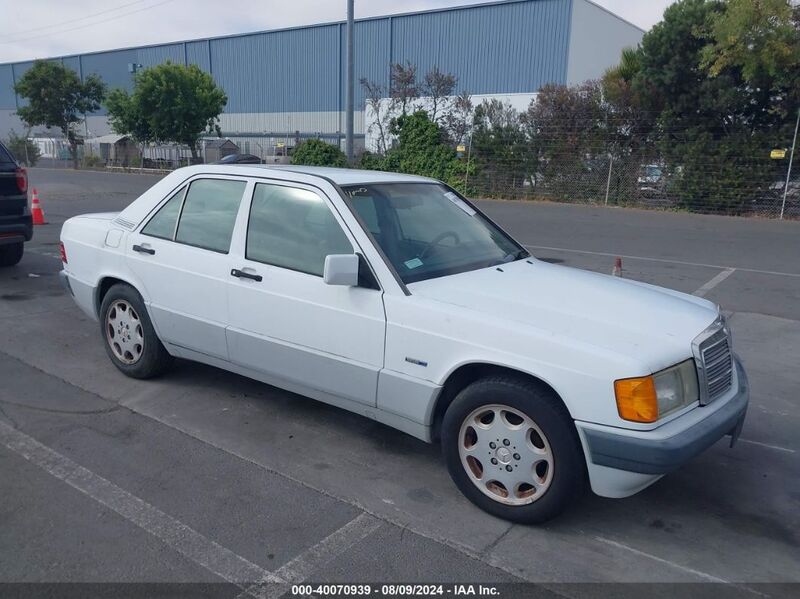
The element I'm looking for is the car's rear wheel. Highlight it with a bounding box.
[441,376,585,523]
[100,283,173,379]
[0,242,23,267]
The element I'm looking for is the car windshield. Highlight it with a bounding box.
[343,183,527,284]
[645,166,662,178]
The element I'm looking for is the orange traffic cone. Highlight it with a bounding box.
[31,188,47,225]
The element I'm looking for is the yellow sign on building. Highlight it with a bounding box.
[771,149,787,159]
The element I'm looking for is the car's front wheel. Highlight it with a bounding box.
[441,376,586,524]
[99,283,173,379]
[0,242,23,267]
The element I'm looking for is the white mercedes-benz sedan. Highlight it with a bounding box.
[59,165,748,523]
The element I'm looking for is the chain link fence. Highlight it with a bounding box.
[6,122,797,220]
[460,123,798,220]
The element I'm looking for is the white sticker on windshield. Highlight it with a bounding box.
[445,192,477,216]
[404,257,423,270]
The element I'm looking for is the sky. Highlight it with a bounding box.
[0,0,676,64]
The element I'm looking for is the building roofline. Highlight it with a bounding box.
[576,0,646,35]
[0,0,639,67]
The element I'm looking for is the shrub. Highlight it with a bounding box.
[382,111,470,191]
[291,139,348,168]
[5,131,41,166]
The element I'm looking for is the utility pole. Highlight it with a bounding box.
[345,0,355,163]
[780,107,799,220]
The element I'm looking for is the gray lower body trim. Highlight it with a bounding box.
[168,344,433,442]
[226,327,379,407]
[583,357,749,475]
[377,369,442,427]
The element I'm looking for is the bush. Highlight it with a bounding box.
[5,131,41,166]
[291,139,348,168]
[83,154,104,168]
[382,111,470,191]
[356,150,384,171]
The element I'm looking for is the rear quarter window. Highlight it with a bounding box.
[0,143,15,163]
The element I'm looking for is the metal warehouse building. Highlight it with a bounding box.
[0,0,642,156]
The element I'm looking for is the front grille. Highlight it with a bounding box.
[697,328,733,403]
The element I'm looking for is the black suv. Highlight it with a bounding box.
[0,141,32,266]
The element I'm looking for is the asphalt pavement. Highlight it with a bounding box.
[1,167,798,597]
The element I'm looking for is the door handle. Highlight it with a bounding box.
[132,244,155,255]
[231,268,262,282]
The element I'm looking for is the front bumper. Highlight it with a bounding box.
[0,210,33,243]
[581,355,749,475]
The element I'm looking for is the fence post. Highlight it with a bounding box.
[604,154,614,206]
[780,107,800,220]
[463,134,473,195]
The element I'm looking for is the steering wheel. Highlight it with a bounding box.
[420,231,461,259]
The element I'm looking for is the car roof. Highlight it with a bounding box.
[179,164,438,185]
[112,164,442,236]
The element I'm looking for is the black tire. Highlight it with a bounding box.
[0,242,23,267]
[99,283,173,379]
[441,376,586,524]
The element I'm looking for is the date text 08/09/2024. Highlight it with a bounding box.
[290,584,500,596]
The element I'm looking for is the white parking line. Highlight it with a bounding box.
[0,420,389,596]
[524,244,800,279]
[595,537,728,583]
[737,438,796,454]
[241,513,383,599]
[0,421,279,590]
[694,268,736,297]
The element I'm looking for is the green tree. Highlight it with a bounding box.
[382,111,470,191]
[107,62,227,161]
[520,83,609,202]
[13,60,105,168]
[471,99,530,198]
[5,130,41,166]
[602,50,660,205]
[291,138,348,167]
[106,87,153,144]
[626,0,798,214]
[105,87,154,169]
[701,0,800,95]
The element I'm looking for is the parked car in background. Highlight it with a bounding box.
[59,165,749,523]
[216,153,262,165]
[0,141,31,267]
[752,177,800,218]
[638,164,665,193]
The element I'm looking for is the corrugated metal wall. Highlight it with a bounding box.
[0,1,575,109]
[0,0,628,136]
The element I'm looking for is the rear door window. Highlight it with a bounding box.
[175,179,247,253]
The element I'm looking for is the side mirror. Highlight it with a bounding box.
[323,254,360,286]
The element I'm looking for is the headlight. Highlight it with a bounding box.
[615,359,700,423]
[653,359,699,417]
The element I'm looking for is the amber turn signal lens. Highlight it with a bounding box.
[614,376,658,423]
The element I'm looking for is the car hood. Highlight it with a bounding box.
[407,258,719,373]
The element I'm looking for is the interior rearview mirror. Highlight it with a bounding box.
[323,254,360,286]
